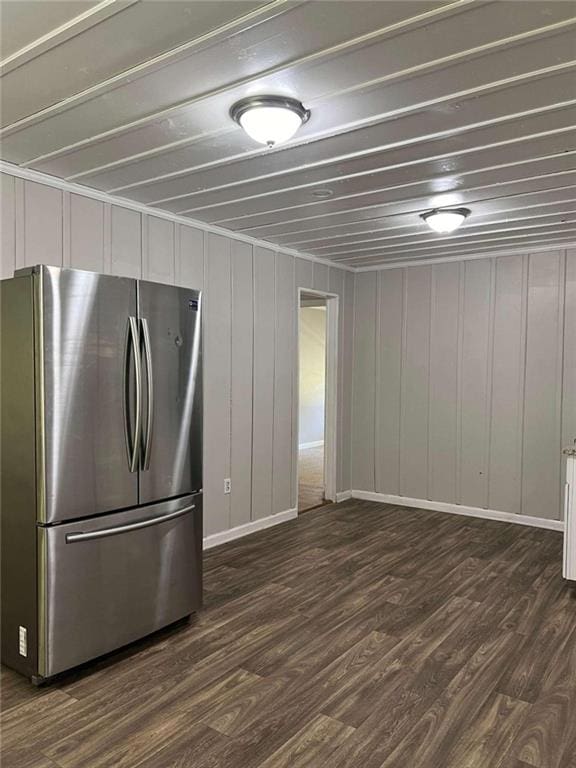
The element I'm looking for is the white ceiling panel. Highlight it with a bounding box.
[170,130,575,218]
[1,1,447,159]
[233,172,576,236]
[215,156,576,229]
[351,233,576,267]
[1,0,575,266]
[1,1,270,127]
[124,106,576,208]
[305,209,576,252]
[0,0,102,60]
[31,67,576,188]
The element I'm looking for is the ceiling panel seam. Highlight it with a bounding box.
[0,0,137,73]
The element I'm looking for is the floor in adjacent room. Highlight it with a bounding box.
[297,444,325,512]
[2,500,575,768]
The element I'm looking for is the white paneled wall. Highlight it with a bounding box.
[203,233,232,536]
[251,246,275,522]
[352,251,576,522]
[0,171,355,538]
[351,272,376,491]
[273,252,295,515]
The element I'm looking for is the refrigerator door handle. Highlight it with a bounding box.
[141,317,154,471]
[124,316,142,473]
[65,503,196,543]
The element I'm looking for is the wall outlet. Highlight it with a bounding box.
[18,626,27,657]
[224,478,231,494]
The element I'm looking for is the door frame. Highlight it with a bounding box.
[294,287,339,511]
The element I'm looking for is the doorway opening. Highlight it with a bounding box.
[296,289,338,513]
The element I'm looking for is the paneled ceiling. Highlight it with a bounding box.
[1,0,575,268]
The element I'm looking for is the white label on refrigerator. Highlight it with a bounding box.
[18,626,27,657]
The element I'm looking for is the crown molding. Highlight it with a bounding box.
[0,161,355,272]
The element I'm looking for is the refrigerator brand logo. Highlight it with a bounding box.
[188,299,198,311]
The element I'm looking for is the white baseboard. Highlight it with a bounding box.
[203,507,298,550]
[299,440,324,450]
[336,490,352,502]
[350,490,564,532]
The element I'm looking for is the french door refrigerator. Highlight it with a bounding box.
[1,265,203,683]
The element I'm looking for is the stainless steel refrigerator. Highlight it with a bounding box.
[1,265,203,683]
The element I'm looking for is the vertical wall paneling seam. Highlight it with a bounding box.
[271,251,277,516]
[227,238,233,529]
[455,261,465,505]
[484,258,497,509]
[330,268,345,493]
[4,175,16,276]
[201,240,208,519]
[223,243,234,529]
[557,249,568,518]
[227,239,233,531]
[351,276,358,488]
[342,274,348,491]
[103,202,111,274]
[373,271,380,492]
[249,245,255,519]
[14,177,24,268]
[347,274,353,492]
[518,254,530,516]
[62,191,71,267]
[202,238,209,527]
[249,246,257,521]
[338,277,342,492]
[332,293,340,500]
[141,213,149,280]
[398,268,408,496]
[289,256,295,508]
[291,282,298,510]
[335,273,342,491]
[287,256,292,507]
[426,266,436,501]
[395,272,402,494]
[174,224,181,286]
[170,222,176,284]
[349,274,357,493]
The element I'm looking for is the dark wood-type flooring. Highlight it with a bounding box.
[2,499,576,768]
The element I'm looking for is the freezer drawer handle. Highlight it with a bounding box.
[65,504,195,543]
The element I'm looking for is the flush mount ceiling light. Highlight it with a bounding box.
[230,95,310,147]
[421,207,471,234]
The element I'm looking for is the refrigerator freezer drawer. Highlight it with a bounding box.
[38,494,202,679]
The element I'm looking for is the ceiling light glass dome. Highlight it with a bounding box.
[231,96,310,147]
[421,208,471,233]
